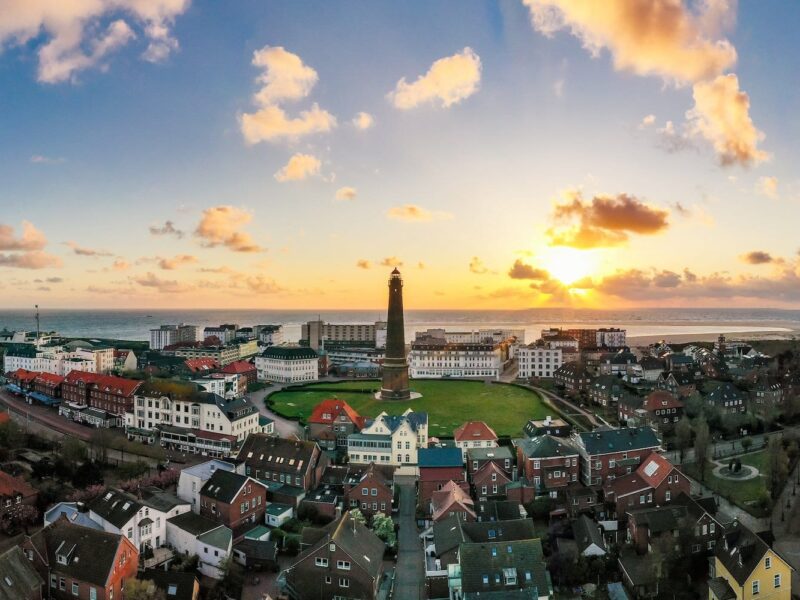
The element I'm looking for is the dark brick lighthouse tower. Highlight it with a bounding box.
[379,268,411,400]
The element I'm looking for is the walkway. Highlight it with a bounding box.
[529,385,601,429]
[683,471,767,532]
[393,477,424,599]
[247,386,304,439]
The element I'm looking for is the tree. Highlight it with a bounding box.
[349,509,367,526]
[123,579,166,600]
[675,417,692,463]
[61,438,88,467]
[765,436,789,500]
[90,428,113,464]
[741,437,754,453]
[694,417,711,482]
[0,420,26,450]
[371,512,397,547]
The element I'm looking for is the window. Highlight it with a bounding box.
[752,580,760,595]
[339,578,349,588]
[90,589,97,600]
[72,582,79,596]
[665,490,671,501]
[315,557,328,567]
[337,560,351,570]
[362,488,368,496]
[765,556,771,569]
[482,575,489,585]
[774,574,781,588]
[59,578,66,591]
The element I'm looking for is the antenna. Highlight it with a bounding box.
[35,304,40,340]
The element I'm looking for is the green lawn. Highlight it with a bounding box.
[683,450,770,517]
[268,379,557,438]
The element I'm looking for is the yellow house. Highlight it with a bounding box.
[709,522,793,600]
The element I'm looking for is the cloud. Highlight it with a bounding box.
[198,266,236,274]
[469,256,490,275]
[639,114,656,129]
[230,274,284,294]
[0,1,189,84]
[0,251,62,270]
[112,259,130,271]
[523,0,767,166]
[44,276,63,283]
[352,112,375,130]
[149,220,184,238]
[274,153,321,182]
[0,222,47,251]
[756,176,778,199]
[655,120,696,153]
[687,74,768,166]
[653,270,682,287]
[386,204,453,222]
[158,254,198,270]
[30,154,65,164]
[388,47,482,109]
[65,241,113,257]
[356,259,371,269]
[335,187,357,201]
[417,261,426,270]
[132,272,192,293]
[552,78,565,98]
[380,256,403,267]
[240,46,336,144]
[508,260,549,280]
[740,251,774,265]
[547,191,670,248]
[195,206,263,253]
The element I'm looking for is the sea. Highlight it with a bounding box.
[0,308,798,344]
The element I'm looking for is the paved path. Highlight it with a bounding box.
[393,478,424,599]
[684,471,767,532]
[529,385,601,428]
[247,387,304,439]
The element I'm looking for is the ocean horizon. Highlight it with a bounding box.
[1,307,798,344]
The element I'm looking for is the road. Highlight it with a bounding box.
[247,386,304,439]
[530,385,601,428]
[393,477,424,599]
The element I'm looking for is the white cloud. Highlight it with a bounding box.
[274,153,321,182]
[386,204,453,222]
[352,112,375,130]
[251,46,319,105]
[388,47,482,109]
[335,187,357,201]
[756,176,778,199]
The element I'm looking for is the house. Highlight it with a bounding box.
[255,346,319,383]
[300,484,340,522]
[418,447,467,511]
[639,356,666,382]
[199,470,268,540]
[31,372,64,401]
[453,421,498,458]
[138,570,199,600]
[0,545,43,600]
[620,391,684,432]
[554,362,593,395]
[657,371,696,397]
[43,503,104,531]
[448,536,552,599]
[431,481,476,523]
[233,537,278,571]
[572,514,607,556]
[523,417,572,438]
[166,511,232,579]
[343,463,394,519]
[469,448,514,500]
[709,521,793,600]
[89,487,191,554]
[706,382,746,414]
[112,349,138,373]
[589,375,624,406]
[21,516,139,600]
[177,459,237,512]
[0,470,38,526]
[220,360,258,387]
[237,434,329,506]
[514,435,580,494]
[265,503,293,527]
[604,452,690,517]
[347,409,428,467]
[307,399,366,452]
[576,427,661,486]
[467,445,514,476]
[750,380,783,414]
[282,511,386,600]
[618,548,659,598]
[61,371,142,422]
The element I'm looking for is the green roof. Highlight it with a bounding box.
[244,525,270,539]
[197,525,233,550]
[265,503,293,516]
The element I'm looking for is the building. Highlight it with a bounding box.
[166,512,232,579]
[453,421,498,458]
[177,459,238,512]
[431,481,476,523]
[380,268,410,399]
[573,514,607,556]
[301,321,386,351]
[707,382,747,414]
[170,345,241,366]
[514,435,580,494]
[3,344,114,377]
[138,570,199,600]
[597,328,627,349]
[257,325,284,346]
[347,409,428,466]
[657,370,697,397]
[709,521,793,600]
[575,427,661,486]
[619,390,684,432]
[21,516,139,600]
[517,342,564,379]
[0,471,38,525]
[0,545,43,600]
[408,337,509,379]
[255,346,319,383]
[112,349,137,372]
[562,328,598,349]
[307,399,366,452]
[523,417,572,438]
[467,446,514,479]
[60,371,142,424]
[220,360,257,387]
[588,375,624,407]
[554,363,593,395]
[203,325,238,344]
[150,324,202,350]
[343,463,394,519]
[88,487,191,554]
[418,448,467,511]
[199,470,268,540]
[190,372,242,400]
[604,452,690,517]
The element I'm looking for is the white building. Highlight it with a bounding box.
[517,342,564,378]
[347,409,428,466]
[257,325,284,346]
[408,340,505,379]
[204,325,238,344]
[255,346,319,383]
[301,320,387,351]
[166,511,233,579]
[597,328,626,349]
[191,373,241,400]
[414,328,525,345]
[3,344,114,376]
[88,487,191,554]
[177,459,238,513]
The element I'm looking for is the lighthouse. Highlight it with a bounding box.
[379,268,411,400]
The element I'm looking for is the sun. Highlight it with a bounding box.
[541,247,598,285]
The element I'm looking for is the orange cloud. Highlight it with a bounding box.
[388,48,481,109]
[149,220,184,238]
[508,260,549,280]
[352,112,374,130]
[356,259,371,269]
[195,206,263,253]
[132,272,193,293]
[386,204,453,222]
[380,256,403,267]
[158,254,198,270]
[65,241,113,257]
[0,221,47,251]
[274,153,321,182]
[740,251,774,265]
[0,251,62,270]
[335,187,357,201]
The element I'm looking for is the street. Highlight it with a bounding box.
[393,477,424,599]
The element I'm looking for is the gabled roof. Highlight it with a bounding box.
[221,360,256,374]
[458,538,548,595]
[260,346,318,360]
[642,391,683,412]
[715,522,781,586]
[237,434,319,475]
[33,372,64,386]
[0,471,37,499]
[8,369,38,383]
[366,410,428,433]
[431,481,475,522]
[200,470,254,504]
[573,515,606,554]
[473,461,512,484]
[184,358,219,373]
[639,356,665,370]
[514,435,579,459]
[433,514,536,556]
[627,504,687,534]
[707,382,745,404]
[419,447,464,468]
[453,421,498,443]
[308,399,365,428]
[89,489,141,529]
[0,546,43,600]
[578,427,660,456]
[140,569,198,600]
[167,511,223,537]
[636,452,678,489]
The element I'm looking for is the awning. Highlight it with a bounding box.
[5,384,22,394]
[27,392,60,406]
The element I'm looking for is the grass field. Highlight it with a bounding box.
[267,379,557,438]
[683,450,770,517]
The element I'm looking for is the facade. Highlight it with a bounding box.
[408,339,508,379]
[166,511,232,579]
[0,471,38,525]
[59,371,142,422]
[150,324,202,350]
[604,452,690,517]
[21,517,139,600]
[177,459,238,512]
[575,427,661,486]
[431,481,476,522]
[170,345,240,367]
[282,512,386,600]
[347,409,428,466]
[307,399,366,452]
[255,346,319,383]
[453,421,498,458]
[220,360,258,387]
[203,325,238,344]
[301,320,386,351]
[523,417,572,438]
[238,435,329,499]
[3,345,113,377]
[343,463,394,519]
[514,436,580,494]
[517,342,564,379]
[380,268,410,399]
[190,372,242,400]
[257,325,284,346]
[418,448,467,511]
[597,328,627,348]
[554,363,593,395]
[199,470,268,540]
[707,382,747,414]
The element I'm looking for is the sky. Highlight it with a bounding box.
[0,0,799,310]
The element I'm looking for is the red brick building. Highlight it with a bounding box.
[200,469,268,540]
[7,368,38,392]
[514,435,580,494]
[32,372,64,398]
[60,371,100,404]
[418,448,467,513]
[344,463,394,519]
[221,360,257,387]
[576,427,662,486]
[431,481,476,522]
[307,399,366,452]
[87,374,142,416]
[604,452,690,517]
[0,471,38,528]
[471,461,512,500]
[21,516,139,600]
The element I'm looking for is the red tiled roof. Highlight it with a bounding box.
[472,461,511,485]
[113,349,130,358]
[643,391,684,412]
[64,370,101,385]
[431,481,475,521]
[0,471,37,499]
[64,371,141,397]
[606,473,649,498]
[221,360,256,374]
[453,421,498,443]
[184,358,219,372]
[308,399,365,428]
[34,372,65,386]
[636,452,678,489]
[9,369,39,383]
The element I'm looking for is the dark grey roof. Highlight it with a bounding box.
[514,435,579,459]
[89,489,142,529]
[572,515,606,554]
[467,446,513,462]
[261,346,318,360]
[140,487,188,513]
[433,514,536,557]
[418,447,463,468]
[708,577,737,600]
[578,427,660,455]
[167,511,222,536]
[715,522,772,586]
[234,538,278,562]
[237,434,319,478]
[200,469,249,504]
[141,569,198,600]
[476,501,527,522]
[618,547,657,586]
[627,504,687,534]
[458,538,549,596]
[0,546,43,600]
